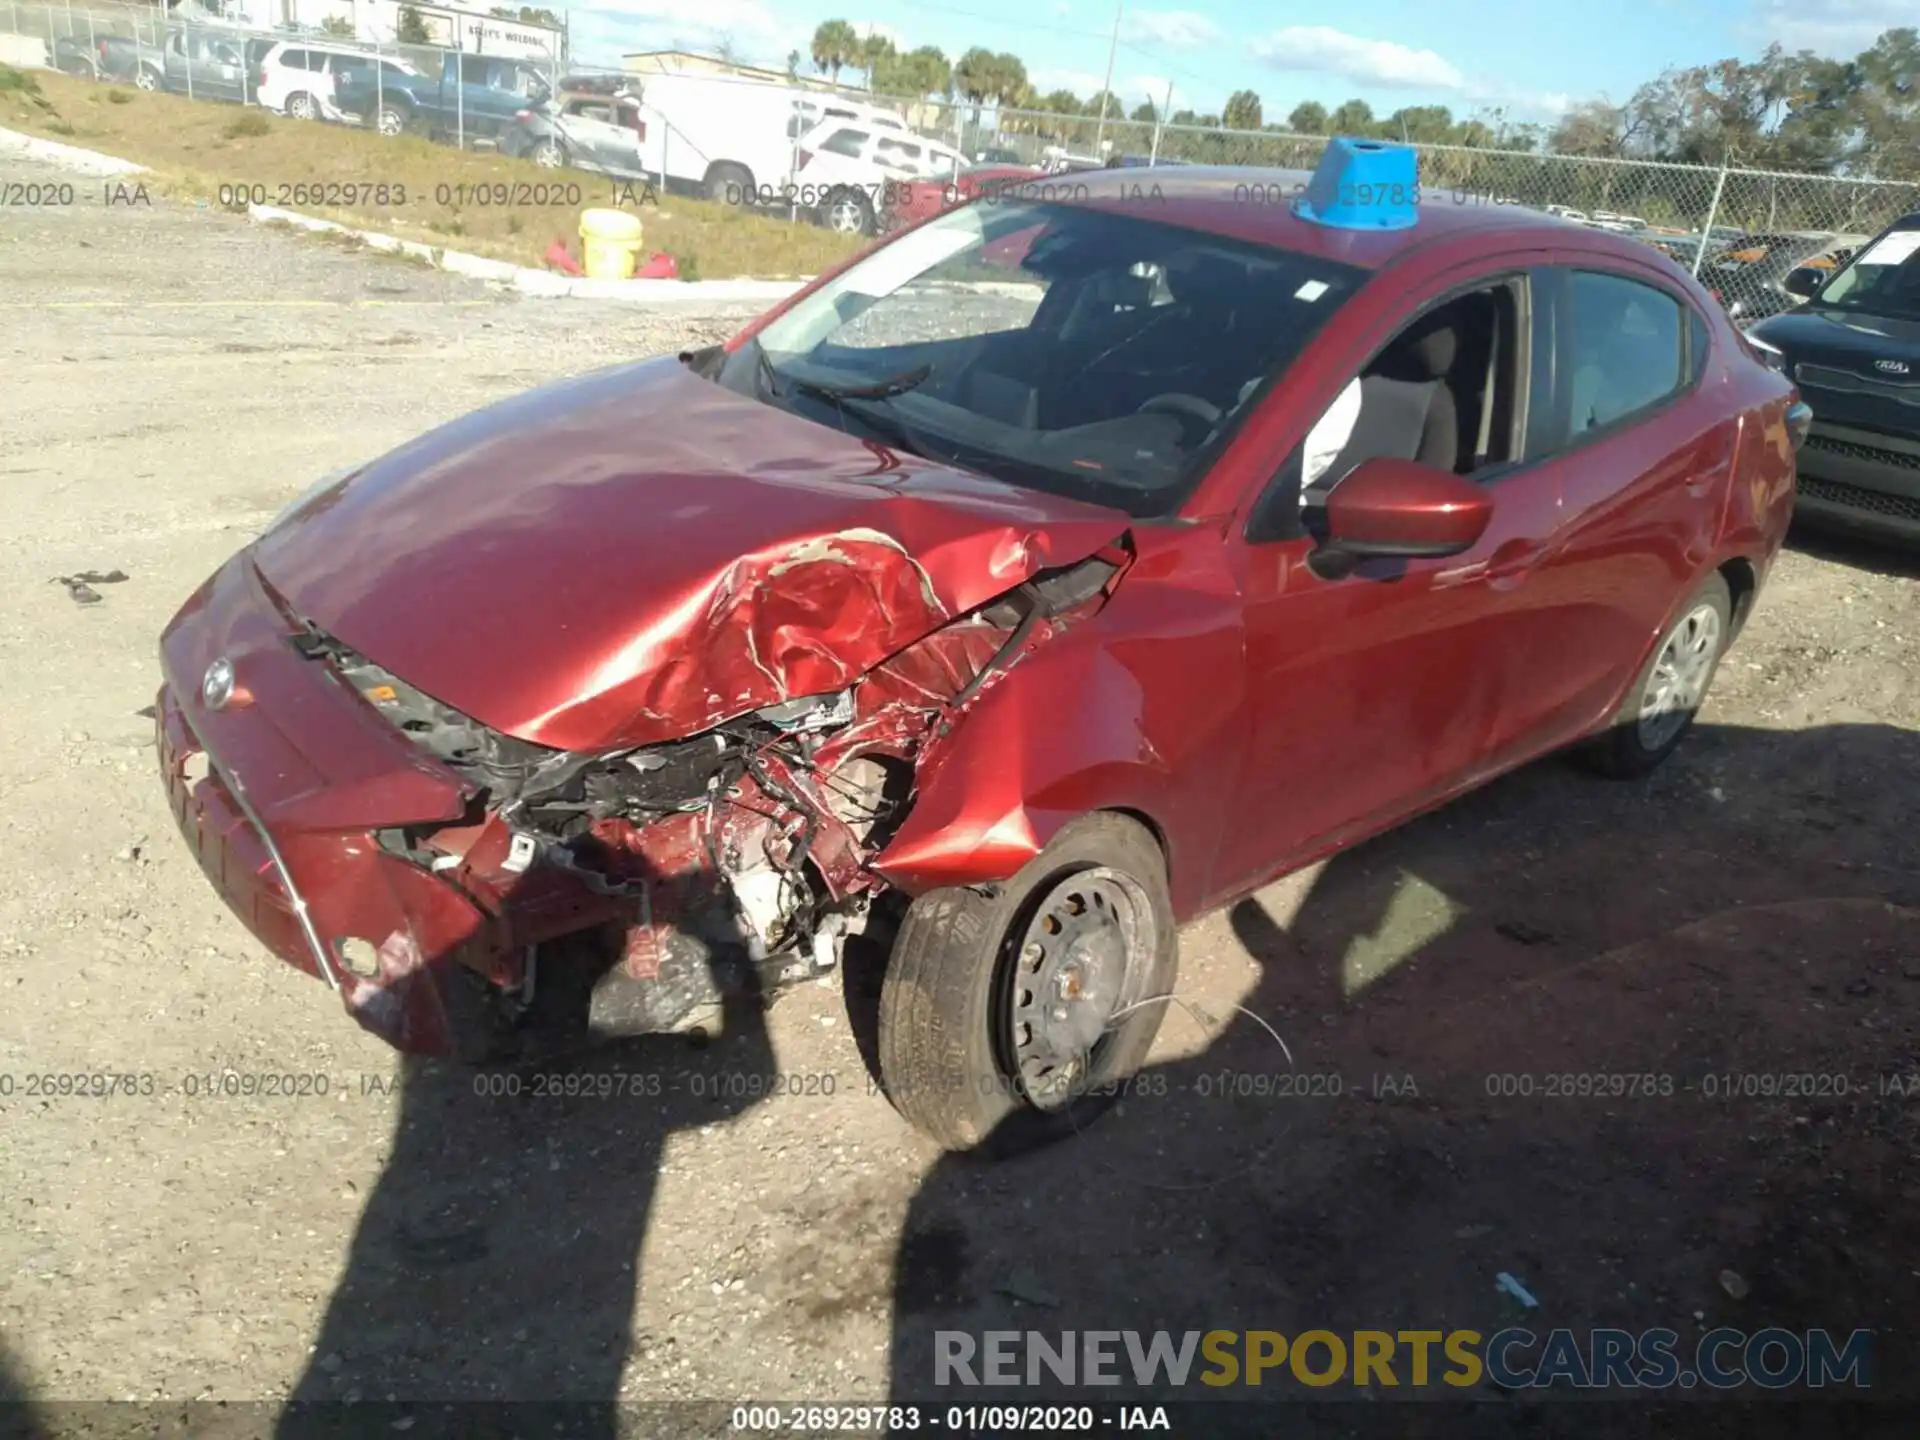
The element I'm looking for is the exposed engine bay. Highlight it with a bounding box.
[286,547,1126,1052]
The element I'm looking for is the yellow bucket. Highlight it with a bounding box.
[579,208,644,280]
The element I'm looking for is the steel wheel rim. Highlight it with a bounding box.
[1002,866,1156,1112]
[535,143,561,168]
[290,94,313,119]
[1638,602,1722,750]
[136,69,157,90]
[378,110,401,136]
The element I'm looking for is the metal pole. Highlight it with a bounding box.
[1693,157,1730,278]
[454,30,464,149]
[1147,78,1171,165]
[1093,0,1120,153]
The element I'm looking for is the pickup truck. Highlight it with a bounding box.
[335,53,552,145]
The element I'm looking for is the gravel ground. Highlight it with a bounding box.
[2,157,1919,1436]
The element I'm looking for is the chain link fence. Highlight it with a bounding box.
[7,7,1920,321]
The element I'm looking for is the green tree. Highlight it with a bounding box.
[1328,98,1377,136]
[874,45,949,99]
[810,19,859,82]
[1384,104,1454,142]
[396,5,431,44]
[1222,88,1262,130]
[320,14,354,35]
[1286,101,1328,133]
[856,31,894,90]
[954,46,1000,122]
[1130,100,1157,123]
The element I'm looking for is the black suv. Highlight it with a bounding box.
[1748,213,1920,547]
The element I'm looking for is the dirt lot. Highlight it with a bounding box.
[2,65,864,279]
[2,156,1919,1436]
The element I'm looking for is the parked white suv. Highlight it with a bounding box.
[792,119,965,234]
[258,42,414,122]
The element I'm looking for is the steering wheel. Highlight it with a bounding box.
[1137,392,1223,443]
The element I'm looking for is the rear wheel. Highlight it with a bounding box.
[375,103,408,137]
[822,186,874,235]
[533,139,565,168]
[1577,572,1732,778]
[135,66,160,91]
[703,161,753,206]
[876,813,1177,1156]
[286,90,318,120]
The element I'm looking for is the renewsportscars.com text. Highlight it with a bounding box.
[934,1328,1873,1390]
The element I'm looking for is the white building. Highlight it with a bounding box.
[264,0,563,62]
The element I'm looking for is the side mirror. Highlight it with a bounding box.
[1782,265,1824,299]
[1320,457,1494,561]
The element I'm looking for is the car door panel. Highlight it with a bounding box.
[1219,259,1563,899]
[1509,257,1735,743]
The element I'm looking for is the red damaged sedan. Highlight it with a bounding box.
[158,140,1809,1153]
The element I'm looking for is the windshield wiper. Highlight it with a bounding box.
[787,362,934,402]
[781,364,939,459]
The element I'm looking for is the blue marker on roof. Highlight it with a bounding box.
[1294,136,1421,231]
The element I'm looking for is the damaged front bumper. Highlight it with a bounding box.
[156,540,1128,1061]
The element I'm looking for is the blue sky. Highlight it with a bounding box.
[566,0,1911,123]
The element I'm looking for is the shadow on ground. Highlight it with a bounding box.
[882,721,1920,1429]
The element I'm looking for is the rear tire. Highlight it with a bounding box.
[533,139,565,168]
[703,161,753,206]
[135,66,160,92]
[286,91,317,120]
[822,186,874,235]
[375,103,408,137]
[876,813,1177,1157]
[1577,572,1732,779]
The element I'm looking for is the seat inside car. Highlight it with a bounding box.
[1319,291,1505,482]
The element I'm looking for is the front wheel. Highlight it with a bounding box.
[1577,572,1732,778]
[876,813,1177,1156]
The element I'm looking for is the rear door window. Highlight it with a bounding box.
[1564,271,1686,435]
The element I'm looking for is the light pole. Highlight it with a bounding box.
[1094,0,1121,152]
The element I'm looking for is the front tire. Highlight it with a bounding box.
[1578,572,1732,778]
[877,813,1177,1156]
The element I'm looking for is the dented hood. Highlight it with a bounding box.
[251,355,1128,752]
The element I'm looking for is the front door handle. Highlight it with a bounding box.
[1485,539,1546,585]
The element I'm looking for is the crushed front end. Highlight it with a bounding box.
[157,544,1125,1061]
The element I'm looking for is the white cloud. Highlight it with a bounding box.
[1122,73,1172,107]
[1251,26,1464,90]
[573,0,805,66]
[1745,0,1909,55]
[1029,66,1108,97]
[1121,9,1221,49]
[1053,1,1071,13]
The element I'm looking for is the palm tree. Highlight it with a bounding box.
[810,19,859,83]
[857,30,894,91]
[954,46,998,124]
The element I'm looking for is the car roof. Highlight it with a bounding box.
[1040,165,1596,270]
